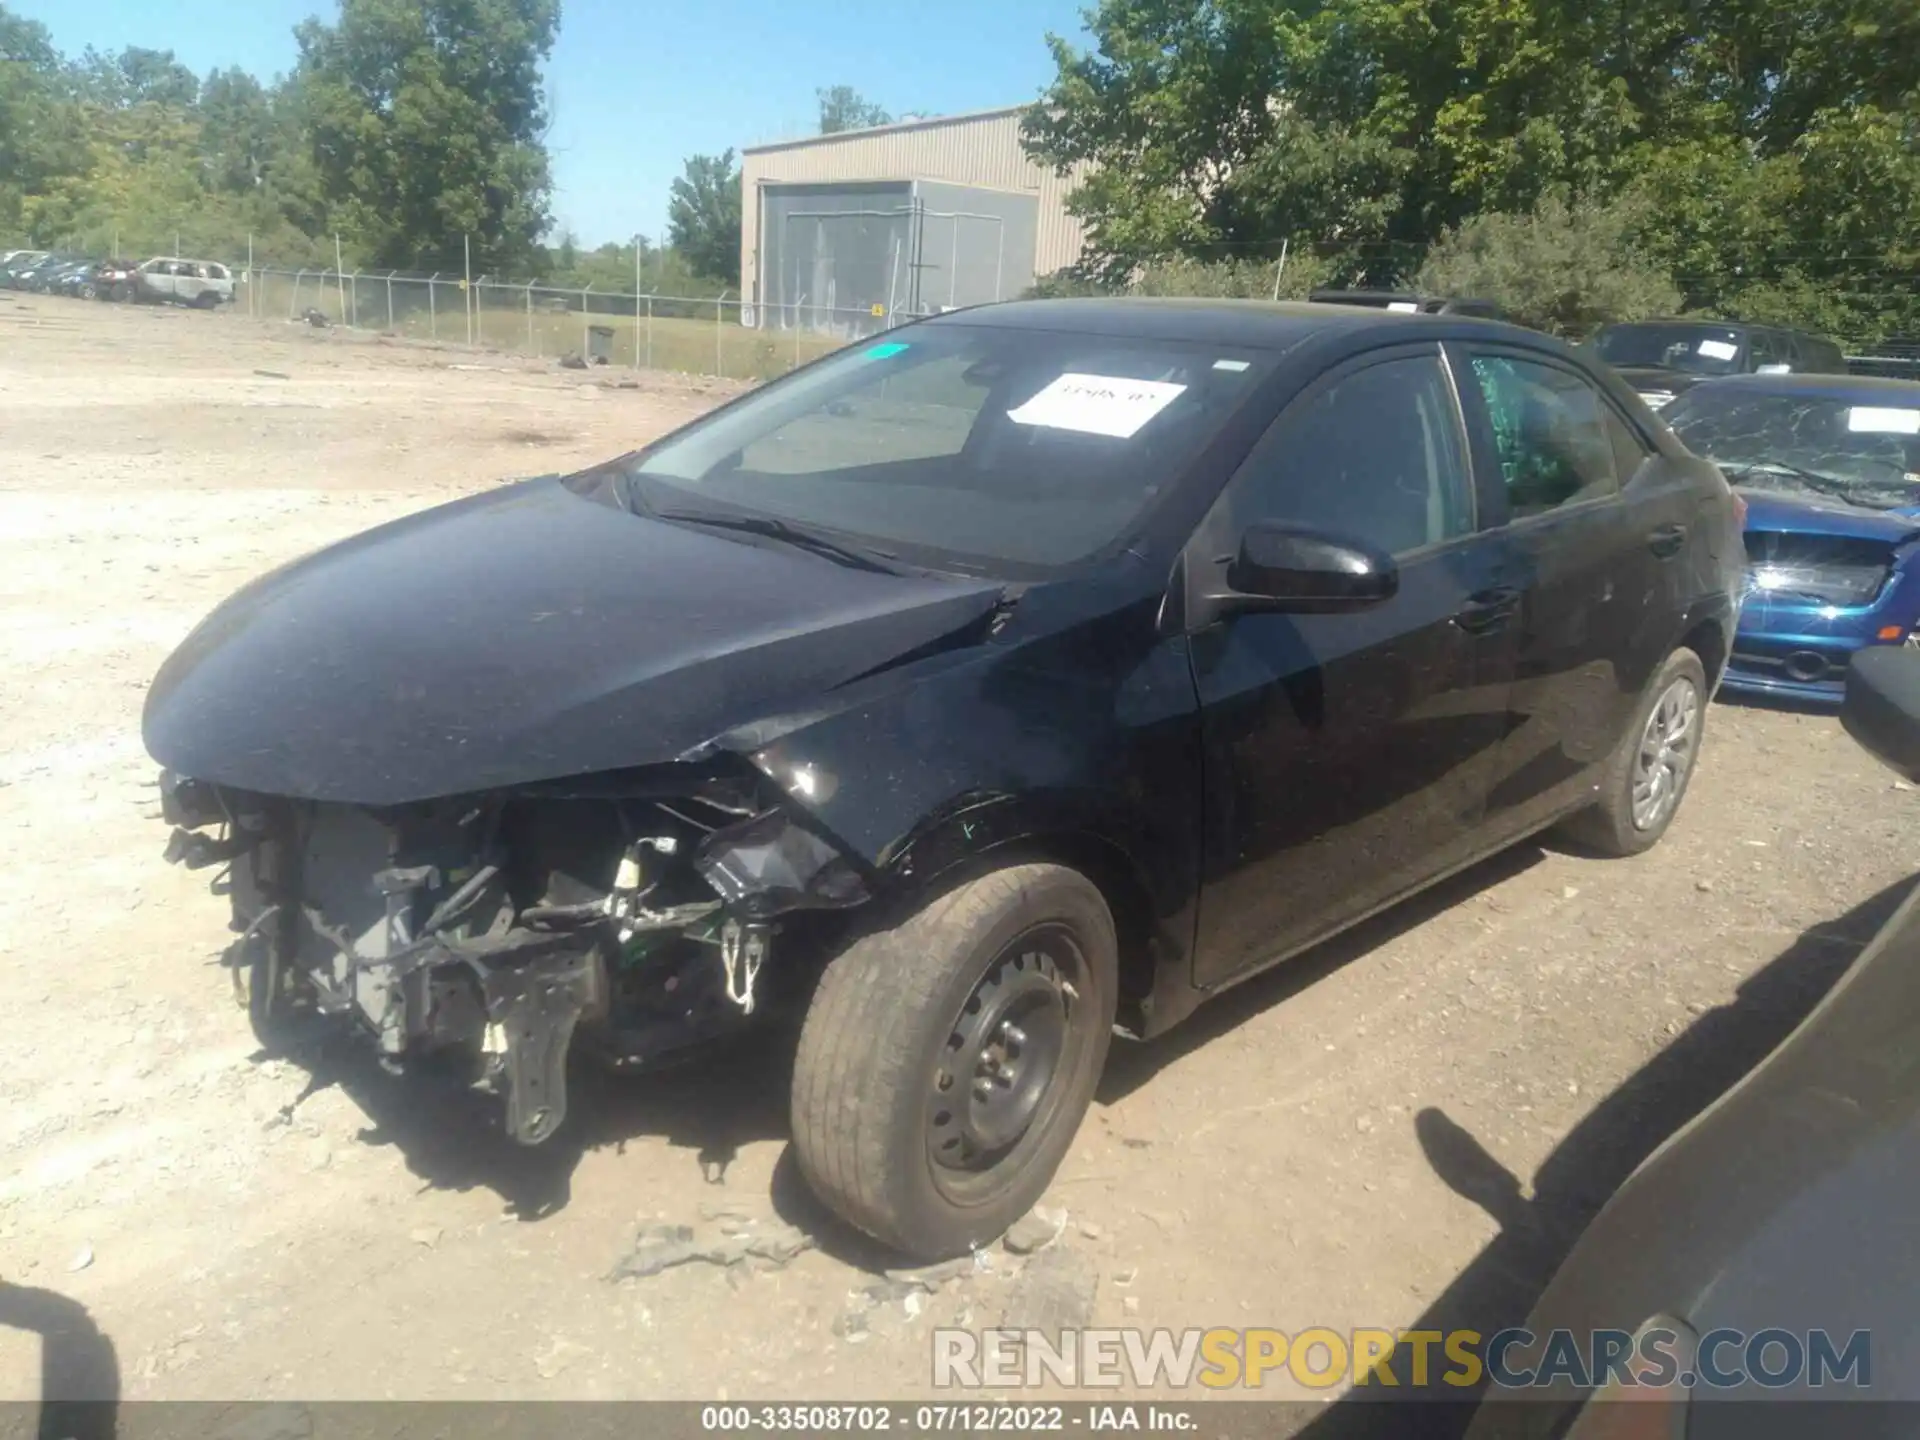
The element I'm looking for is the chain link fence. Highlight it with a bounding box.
[20,242,1920,384]
[239,266,927,383]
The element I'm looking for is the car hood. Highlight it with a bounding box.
[144,473,1007,805]
[1738,487,1920,542]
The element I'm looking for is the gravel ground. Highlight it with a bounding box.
[1,292,1912,1426]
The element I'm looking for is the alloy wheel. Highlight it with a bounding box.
[1632,677,1700,830]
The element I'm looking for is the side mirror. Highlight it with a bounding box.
[1224,523,1398,614]
[1842,646,1920,782]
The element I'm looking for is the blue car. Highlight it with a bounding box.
[1661,373,1920,704]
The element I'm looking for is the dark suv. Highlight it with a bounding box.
[1589,319,1850,411]
[147,300,1743,1259]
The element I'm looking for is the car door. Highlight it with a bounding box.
[1452,345,1695,841]
[1185,344,1520,987]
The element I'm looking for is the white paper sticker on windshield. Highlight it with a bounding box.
[1388,301,1420,313]
[1848,406,1920,435]
[1697,339,1739,361]
[1007,373,1188,439]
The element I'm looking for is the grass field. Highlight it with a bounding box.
[245,271,851,381]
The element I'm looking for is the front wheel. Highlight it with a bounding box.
[790,863,1118,1260]
[1557,647,1707,857]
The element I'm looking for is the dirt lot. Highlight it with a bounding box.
[1,293,1913,1421]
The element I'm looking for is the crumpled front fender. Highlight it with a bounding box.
[695,595,1204,967]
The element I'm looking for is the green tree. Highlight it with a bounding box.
[198,68,275,194]
[817,85,891,134]
[666,149,741,287]
[1025,0,1920,343]
[293,0,560,272]
[1415,193,1682,337]
[69,45,201,109]
[0,2,331,260]
[1022,0,1639,278]
[0,7,82,234]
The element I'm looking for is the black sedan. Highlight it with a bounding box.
[145,300,1743,1259]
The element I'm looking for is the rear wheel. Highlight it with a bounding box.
[790,863,1117,1259]
[1557,647,1707,857]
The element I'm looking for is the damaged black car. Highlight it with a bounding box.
[146,300,1742,1259]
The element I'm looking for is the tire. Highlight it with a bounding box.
[791,863,1118,1259]
[1556,647,1707,857]
[193,290,218,310]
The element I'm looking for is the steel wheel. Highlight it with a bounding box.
[791,863,1118,1259]
[921,925,1090,1198]
[1632,677,1700,831]
[926,928,1081,1189]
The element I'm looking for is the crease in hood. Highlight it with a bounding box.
[144,474,1006,805]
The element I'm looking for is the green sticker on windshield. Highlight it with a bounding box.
[866,342,910,359]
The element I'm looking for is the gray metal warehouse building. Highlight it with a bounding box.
[738,106,1087,335]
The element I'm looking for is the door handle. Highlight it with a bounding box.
[1452,587,1521,635]
[1648,523,1688,558]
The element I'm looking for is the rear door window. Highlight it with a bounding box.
[1467,354,1623,519]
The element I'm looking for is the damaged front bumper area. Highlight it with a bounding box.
[157,766,869,1145]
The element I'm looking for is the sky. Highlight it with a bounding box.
[11,0,1093,247]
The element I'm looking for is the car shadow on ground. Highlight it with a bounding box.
[263,842,1555,1259]
[0,1282,119,1440]
[1099,843,1550,1105]
[266,1026,795,1223]
[1282,868,1916,1440]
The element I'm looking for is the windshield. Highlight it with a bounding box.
[1664,388,1920,510]
[1594,323,1747,376]
[623,322,1277,573]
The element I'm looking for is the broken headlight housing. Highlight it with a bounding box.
[1744,533,1894,608]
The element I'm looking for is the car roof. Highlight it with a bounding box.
[1683,372,1920,404]
[927,296,1528,350]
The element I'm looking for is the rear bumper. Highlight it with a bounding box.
[1727,584,1920,704]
